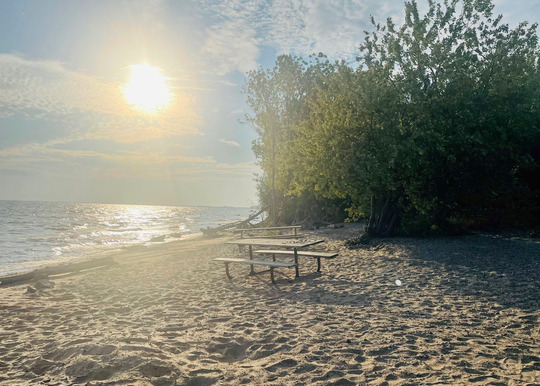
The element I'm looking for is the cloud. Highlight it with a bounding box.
[0,136,257,179]
[198,0,407,73]
[219,138,241,147]
[301,0,371,55]
[202,20,260,75]
[218,80,238,87]
[268,0,405,57]
[0,54,120,117]
[0,54,201,143]
[229,108,244,115]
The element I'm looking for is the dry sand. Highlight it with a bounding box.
[0,226,539,385]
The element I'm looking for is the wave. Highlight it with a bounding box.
[0,201,253,276]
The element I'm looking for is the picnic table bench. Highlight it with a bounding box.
[233,225,302,239]
[254,250,338,273]
[215,238,337,284]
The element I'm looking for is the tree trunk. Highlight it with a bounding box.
[366,193,398,238]
[271,122,278,226]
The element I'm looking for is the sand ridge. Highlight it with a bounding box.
[0,227,539,385]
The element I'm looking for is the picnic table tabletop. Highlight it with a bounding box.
[226,238,324,248]
[232,225,302,232]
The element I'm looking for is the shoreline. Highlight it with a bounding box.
[0,226,538,384]
[0,231,206,284]
[0,200,256,280]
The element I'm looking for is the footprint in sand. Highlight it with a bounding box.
[65,358,99,378]
[222,343,248,362]
[27,358,57,376]
[265,358,298,372]
[183,375,220,386]
[206,339,250,362]
[293,363,317,374]
[137,360,175,378]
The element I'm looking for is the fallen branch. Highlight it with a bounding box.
[0,256,115,286]
[201,209,264,237]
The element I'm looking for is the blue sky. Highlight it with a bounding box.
[0,0,538,207]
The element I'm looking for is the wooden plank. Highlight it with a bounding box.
[240,234,300,239]
[254,250,338,258]
[213,258,296,268]
[232,226,301,232]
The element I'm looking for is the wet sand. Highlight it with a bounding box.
[0,226,539,385]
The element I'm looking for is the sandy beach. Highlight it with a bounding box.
[0,225,539,385]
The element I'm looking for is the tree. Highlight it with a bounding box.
[245,0,540,235]
[357,0,540,234]
[244,55,340,225]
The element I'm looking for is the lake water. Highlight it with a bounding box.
[0,200,257,276]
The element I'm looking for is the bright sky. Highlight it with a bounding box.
[0,0,537,207]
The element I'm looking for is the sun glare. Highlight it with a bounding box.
[123,64,172,113]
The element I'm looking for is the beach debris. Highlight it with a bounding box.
[201,209,264,237]
[35,278,55,290]
[26,285,37,294]
[25,278,55,294]
[327,223,344,228]
[345,234,371,249]
[1,256,114,286]
[395,279,402,286]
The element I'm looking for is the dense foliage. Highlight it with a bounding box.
[245,0,540,236]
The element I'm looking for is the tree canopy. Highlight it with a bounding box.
[245,0,540,236]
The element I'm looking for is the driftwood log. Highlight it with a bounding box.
[201,209,264,237]
[0,256,115,286]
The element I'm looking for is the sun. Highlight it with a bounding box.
[123,64,172,113]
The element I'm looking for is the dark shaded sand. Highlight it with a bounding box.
[0,226,539,385]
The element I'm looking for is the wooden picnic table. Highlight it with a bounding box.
[225,238,324,278]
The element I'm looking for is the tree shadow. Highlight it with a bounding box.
[263,234,539,313]
[400,234,540,311]
[227,233,539,313]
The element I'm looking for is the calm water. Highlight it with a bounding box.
[0,200,256,276]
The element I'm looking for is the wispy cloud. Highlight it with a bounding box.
[198,0,533,74]
[229,108,244,116]
[202,20,260,75]
[218,79,238,87]
[0,137,257,179]
[0,54,200,143]
[198,0,406,73]
[219,138,241,147]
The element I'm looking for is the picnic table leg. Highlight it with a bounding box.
[294,248,299,278]
[316,257,321,272]
[270,267,276,284]
[225,263,232,280]
[248,245,255,275]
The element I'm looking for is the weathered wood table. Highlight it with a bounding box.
[223,238,325,279]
